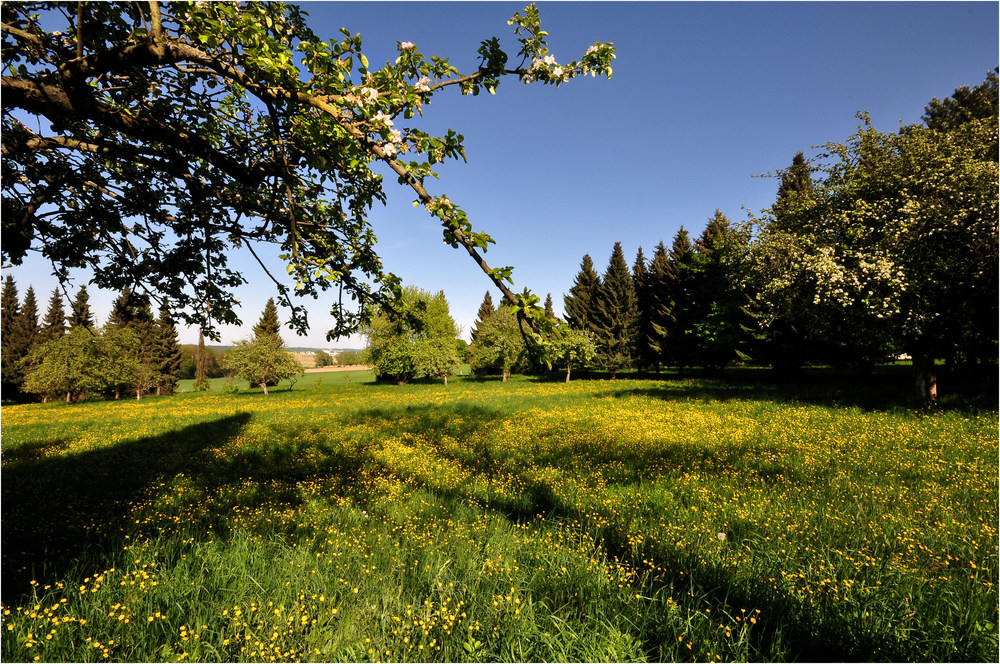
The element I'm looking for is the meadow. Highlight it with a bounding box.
[1,369,997,662]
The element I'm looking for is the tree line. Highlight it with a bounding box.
[554,70,998,398]
[0,285,308,402]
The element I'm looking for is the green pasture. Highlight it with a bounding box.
[1,371,997,662]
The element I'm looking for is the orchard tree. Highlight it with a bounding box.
[468,306,527,382]
[21,326,110,402]
[545,324,597,382]
[193,329,211,391]
[224,333,304,395]
[2,1,614,343]
[362,286,460,384]
[752,72,998,399]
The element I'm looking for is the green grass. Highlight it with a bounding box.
[2,372,997,662]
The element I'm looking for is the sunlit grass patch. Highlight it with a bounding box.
[2,375,997,661]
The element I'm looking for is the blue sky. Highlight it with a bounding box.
[8,1,998,347]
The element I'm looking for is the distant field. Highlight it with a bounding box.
[2,373,997,662]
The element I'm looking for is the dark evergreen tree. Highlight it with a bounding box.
[253,298,283,343]
[41,289,67,341]
[631,246,657,373]
[922,68,998,133]
[1,275,21,397]
[543,293,556,320]
[194,330,211,391]
[470,291,495,343]
[689,211,752,371]
[591,242,638,378]
[665,227,695,374]
[5,286,41,397]
[646,241,674,374]
[563,254,601,333]
[153,305,184,394]
[69,285,95,329]
[107,288,138,328]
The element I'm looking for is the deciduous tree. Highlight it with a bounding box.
[2,2,614,340]
[223,334,304,395]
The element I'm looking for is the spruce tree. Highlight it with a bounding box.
[6,286,41,396]
[543,293,556,320]
[69,285,95,329]
[41,289,67,341]
[153,305,184,395]
[470,291,495,343]
[253,298,282,342]
[591,242,638,379]
[563,254,601,333]
[1,276,21,396]
[107,288,137,328]
[690,210,748,370]
[666,227,695,374]
[646,241,674,373]
[194,330,211,391]
[632,246,657,373]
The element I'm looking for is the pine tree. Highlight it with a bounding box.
[153,305,184,395]
[563,254,601,333]
[253,298,282,341]
[1,275,21,396]
[543,293,556,320]
[69,285,95,329]
[194,329,211,391]
[591,242,638,379]
[470,291,495,343]
[41,289,67,341]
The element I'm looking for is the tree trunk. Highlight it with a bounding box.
[502,370,509,382]
[443,374,448,387]
[65,391,71,402]
[261,382,269,395]
[913,352,938,401]
[565,364,572,382]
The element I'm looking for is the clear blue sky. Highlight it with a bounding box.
[8,1,998,347]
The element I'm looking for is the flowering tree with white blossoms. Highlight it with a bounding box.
[1,1,614,341]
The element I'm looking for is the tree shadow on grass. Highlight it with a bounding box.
[1,412,253,604]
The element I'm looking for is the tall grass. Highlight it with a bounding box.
[2,372,996,662]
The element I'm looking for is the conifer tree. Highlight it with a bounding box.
[69,285,95,329]
[1,276,21,396]
[591,242,638,378]
[194,330,211,392]
[41,289,67,341]
[6,286,41,396]
[253,298,282,342]
[689,211,750,371]
[544,293,556,320]
[153,306,184,395]
[470,291,495,343]
[563,254,602,333]
[632,246,657,373]
[666,227,695,374]
[646,241,674,373]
